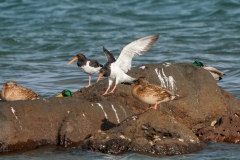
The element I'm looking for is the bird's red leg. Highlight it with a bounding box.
[109,85,117,94]
[86,75,91,88]
[148,103,158,110]
[142,105,153,113]
[103,85,111,95]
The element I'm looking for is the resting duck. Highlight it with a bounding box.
[193,61,225,81]
[56,89,72,97]
[1,81,39,101]
[131,77,177,110]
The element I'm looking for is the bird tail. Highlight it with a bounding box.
[122,75,136,84]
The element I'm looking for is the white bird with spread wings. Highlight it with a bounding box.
[97,34,159,95]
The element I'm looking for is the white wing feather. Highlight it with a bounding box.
[203,66,224,76]
[115,35,159,73]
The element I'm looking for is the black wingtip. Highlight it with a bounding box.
[101,45,116,62]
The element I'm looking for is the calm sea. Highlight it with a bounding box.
[0,0,240,159]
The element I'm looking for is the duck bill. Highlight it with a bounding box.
[97,73,103,82]
[67,57,78,65]
[56,93,63,97]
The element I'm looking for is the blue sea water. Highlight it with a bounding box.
[1,142,240,160]
[0,0,240,159]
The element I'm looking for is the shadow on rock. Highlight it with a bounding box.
[79,110,203,155]
[101,118,117,131]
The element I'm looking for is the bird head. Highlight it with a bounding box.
[97,66,109,83]
[67,53,86,65]
[132,77,149,87]
[193,61,204,67]
[4,81,18,87]
[56,90,72,97]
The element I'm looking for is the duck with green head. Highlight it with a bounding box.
[193,61,225,81]
[56,90,72,97]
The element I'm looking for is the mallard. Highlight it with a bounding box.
[68,53,103,88]
[131,77,177,110]
[96,34,159,95]
[56,89,72,97]
[1,81,39,101]
[193,61,225,81]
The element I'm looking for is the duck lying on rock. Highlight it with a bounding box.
[131,77,178,110]
[1,81,39,101]
[193,61,225,81]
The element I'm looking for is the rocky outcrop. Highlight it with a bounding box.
[0,63,239,155]
[75,63,240,155]
[0,98,133,152]
[80,110,202,155]
[74,63,240,128]
[196,110,240,143]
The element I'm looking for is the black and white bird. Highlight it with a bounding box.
[68,53,103,88]
[97,34,159,95]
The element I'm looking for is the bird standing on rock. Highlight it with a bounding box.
[97,34,159,95]
[1,81,39,101]
[131,77,178,110]
[68,53,103,88]
[193,61,225,81]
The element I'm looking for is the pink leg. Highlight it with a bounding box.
[103,85,111,95]
[86,75,91,88]
[109,85,117,94]
[148,103,158,110]
[142,105,151,113]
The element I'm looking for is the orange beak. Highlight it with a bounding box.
[67,57,78,65]
[97,73,103,82]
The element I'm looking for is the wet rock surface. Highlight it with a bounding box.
[0,63,239,155]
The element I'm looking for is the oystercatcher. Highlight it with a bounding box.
[68,53,103,88]
[97,34,159,95]
[193,61,225,81]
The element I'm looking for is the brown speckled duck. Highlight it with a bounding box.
[131,77,177,110]
[1,81,39,101]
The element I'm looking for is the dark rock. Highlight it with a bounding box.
[0,98,133,152]
[0,63,239,155]
[196,110,240,143]
[79,110,202,155]
[76,63,240,155]
[74,63,240,129]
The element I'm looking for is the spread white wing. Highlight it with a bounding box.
[115,34,159,73]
